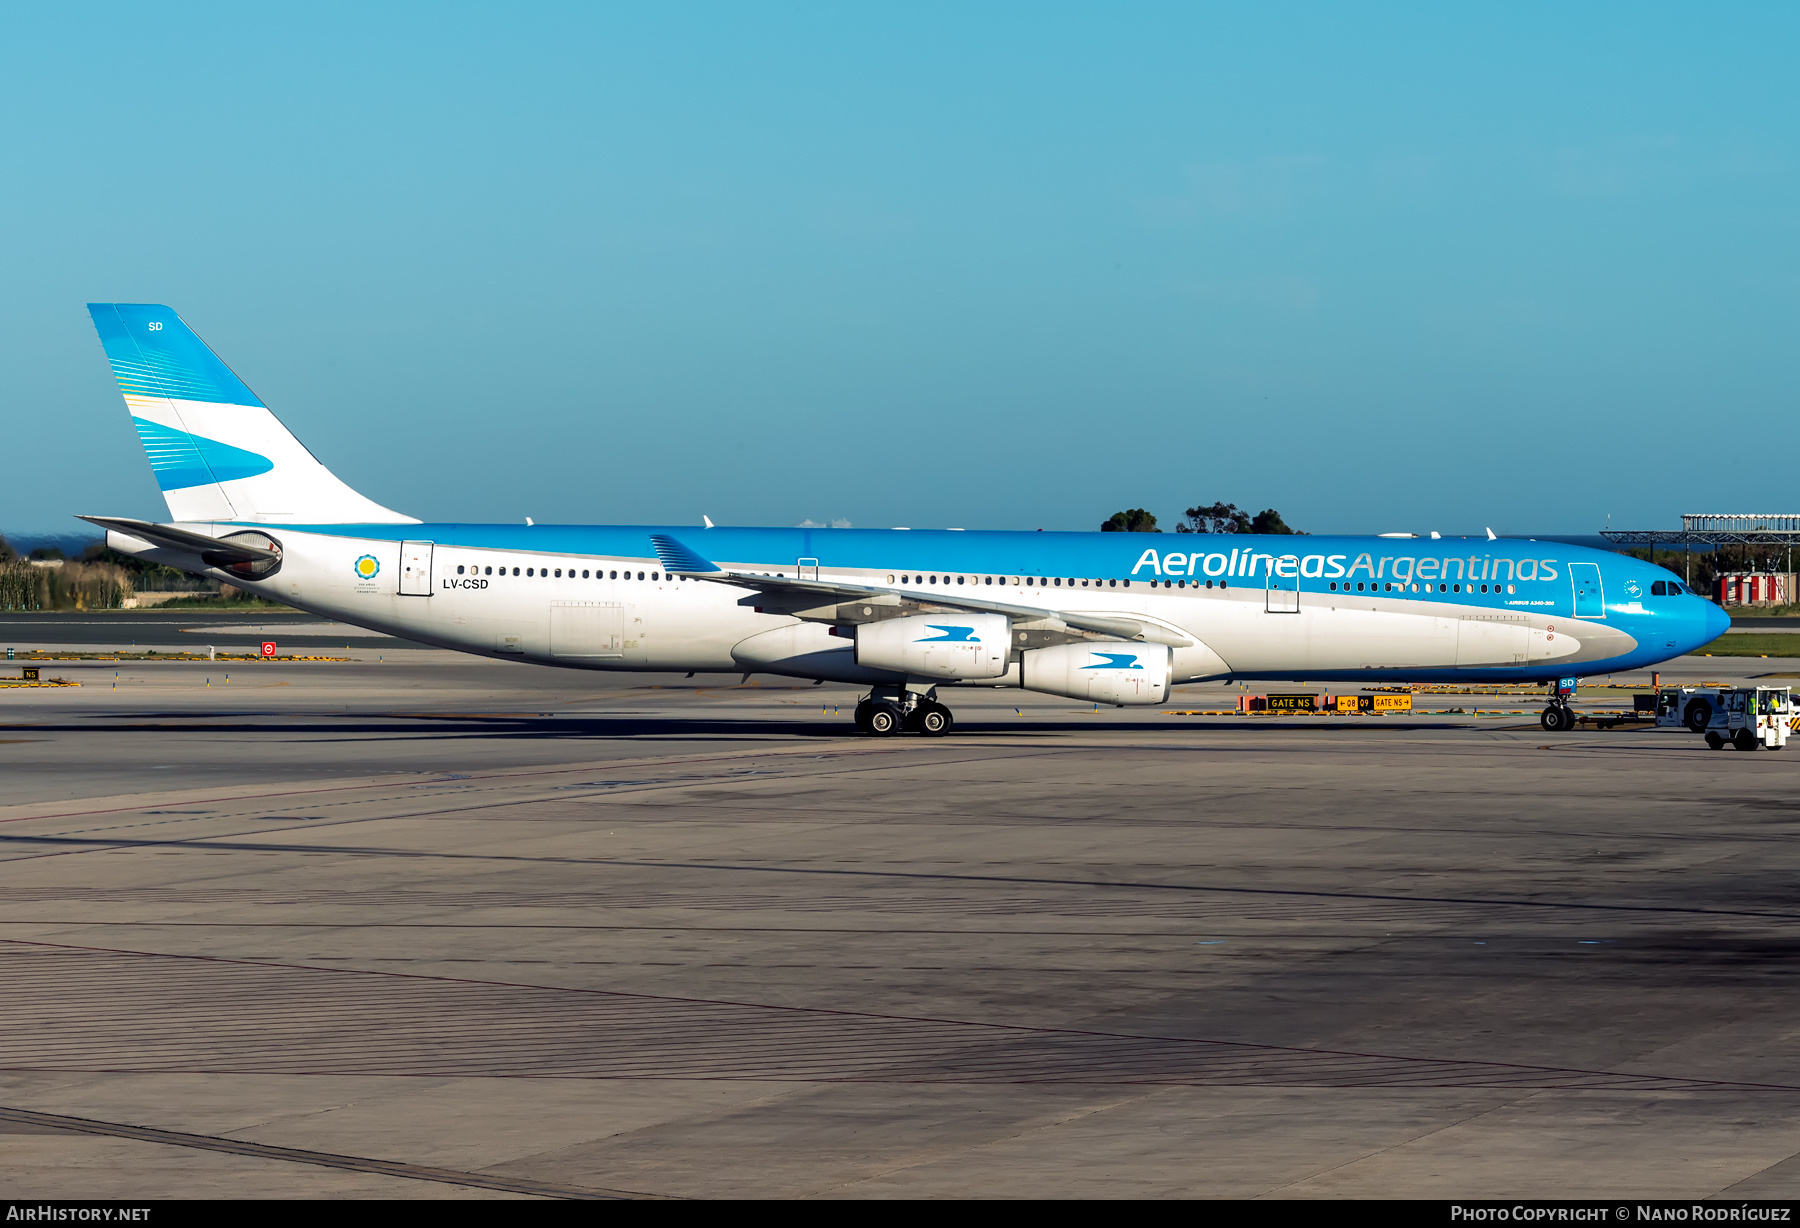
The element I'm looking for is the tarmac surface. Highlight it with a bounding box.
[3,629,1800,1199]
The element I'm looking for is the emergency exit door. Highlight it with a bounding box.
[1569,562,1604,618]
[399,541,434,596]
[1266,563,1299,613]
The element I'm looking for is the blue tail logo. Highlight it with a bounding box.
[1082,652,1143,670]
[916,625,977,642]
[131,416,273,491]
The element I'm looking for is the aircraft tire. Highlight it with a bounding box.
[1705,732,1725,750]
[1685,701,1713,733]
[916,703,952,737]
[1540,706,1567,733]
[866,703,903,736]
[853,700,873,733]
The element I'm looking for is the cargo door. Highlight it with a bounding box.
[1569,562,1604,618]
[1457,615,1529,665]
[398,541,434,596]
[550,602,624,657]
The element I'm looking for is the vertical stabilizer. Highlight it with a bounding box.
[87,304,416,524]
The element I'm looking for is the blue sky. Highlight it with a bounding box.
[2,3,1794,537]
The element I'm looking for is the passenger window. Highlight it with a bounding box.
[527,567,534,576]
[610,570,617,579]
[637,571,645,580]
[582,570,590,578]
[554,569,562,577]
[513,567,520,576]
[485,566,492,575]
[653,572,660,581]
[457,565,465,574]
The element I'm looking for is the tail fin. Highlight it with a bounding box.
[87,303,415,524]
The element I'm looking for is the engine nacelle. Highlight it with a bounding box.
[854,613,1010,680]
[1021,642,1171,705]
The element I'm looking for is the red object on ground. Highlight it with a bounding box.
[260,641,277,657]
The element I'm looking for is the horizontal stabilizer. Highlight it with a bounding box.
[76,515,278,565]
[649,534,722,574]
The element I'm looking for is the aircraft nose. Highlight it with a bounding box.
[1701,600,1730,647]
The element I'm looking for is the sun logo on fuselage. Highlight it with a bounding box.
[354,555,380,580]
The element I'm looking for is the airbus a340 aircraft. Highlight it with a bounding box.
[80,303,1728,735]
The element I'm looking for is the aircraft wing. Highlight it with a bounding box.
[649,534,1192,647]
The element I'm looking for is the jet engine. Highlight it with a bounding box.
[1021,642,1171,705]
[854,613,1009,680]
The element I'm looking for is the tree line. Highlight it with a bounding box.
[1100,502,1304,535]
[0,533,219,611]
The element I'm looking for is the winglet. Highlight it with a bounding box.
[650,534,722,574]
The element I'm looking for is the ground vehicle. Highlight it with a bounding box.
[1655,687,1717,733]
[1658,685,1790,750]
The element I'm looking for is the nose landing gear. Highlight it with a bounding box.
[1540,677,1580,732]
[1539,703,1576,732]
[852,685,953,736]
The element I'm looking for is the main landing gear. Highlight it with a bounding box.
[853,685,954,737]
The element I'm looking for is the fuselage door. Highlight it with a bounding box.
[797,557,820,582]
[550,601,623,657]
[398,541,434,596]
[1266,555,1300,613]
[1569,562,1604,618]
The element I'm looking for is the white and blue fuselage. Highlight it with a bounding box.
[200,520,1722,687]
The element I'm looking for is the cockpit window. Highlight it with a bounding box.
[1652,581,1666,596]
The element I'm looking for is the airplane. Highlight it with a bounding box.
[79,303,1730,735]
